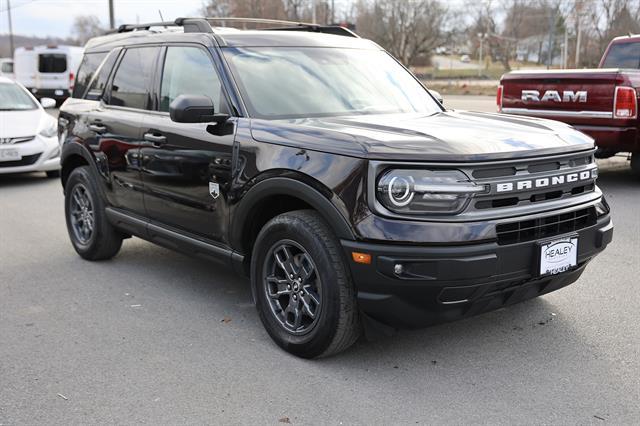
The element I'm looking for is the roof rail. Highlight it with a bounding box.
[115,17,357,38]
[204,17,359,38]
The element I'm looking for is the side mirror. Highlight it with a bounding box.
[40,97,56,109]
[170,94,222,123]
[429,89,444,105]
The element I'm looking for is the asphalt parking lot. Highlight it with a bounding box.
[1,99,639,424]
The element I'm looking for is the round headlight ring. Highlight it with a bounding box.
[387,176,414,207]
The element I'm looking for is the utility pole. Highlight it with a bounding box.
[311,0,316,24]
[7,0,14,56]
[108,0,115,30]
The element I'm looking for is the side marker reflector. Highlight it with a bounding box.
[352,252,372,265]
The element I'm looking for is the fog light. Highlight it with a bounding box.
[393,264,404,275]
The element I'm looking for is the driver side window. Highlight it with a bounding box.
[160,46,227,113]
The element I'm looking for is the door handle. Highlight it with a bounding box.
[89,123,107,133]
[144,133,167,146]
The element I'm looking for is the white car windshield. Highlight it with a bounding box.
[223,47,442,119]
[0,83,38,111]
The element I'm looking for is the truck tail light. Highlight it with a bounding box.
[496,85,503,112]
[613,86,637,119]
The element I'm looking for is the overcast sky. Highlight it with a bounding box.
[0,0,207,38]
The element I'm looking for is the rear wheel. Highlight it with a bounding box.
[64,166,123,260]
[251,210,361,358]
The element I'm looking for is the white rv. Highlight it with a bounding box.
[14,45,83,104]
[0,58,13,80]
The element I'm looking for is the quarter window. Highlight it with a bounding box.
[160,46,226,113]
[108,47,158,109]
[72,52,107,98]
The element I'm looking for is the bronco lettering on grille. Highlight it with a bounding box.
[495,170,596,193]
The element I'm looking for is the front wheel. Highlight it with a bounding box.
[251,210,361,358]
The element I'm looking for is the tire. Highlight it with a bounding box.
[251,210,361,358]
[631,152,640,177]
[46,170,60,178]
[64,166,123,260]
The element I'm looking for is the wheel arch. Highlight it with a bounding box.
[60,144,92,190]
[230,176,356,263]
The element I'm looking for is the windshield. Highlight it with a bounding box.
[601,42,640,68]
[223,47,442,119]
[0,82,38,111]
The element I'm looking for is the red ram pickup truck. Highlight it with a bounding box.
[498,35,640,175]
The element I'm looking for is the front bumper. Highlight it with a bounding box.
[0,135,61,174]
[341,214,613,328]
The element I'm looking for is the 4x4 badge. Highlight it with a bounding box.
[209,182,220,199]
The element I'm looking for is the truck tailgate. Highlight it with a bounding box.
[500,69,621,120]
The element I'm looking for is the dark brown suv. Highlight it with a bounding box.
[59,18,613,358]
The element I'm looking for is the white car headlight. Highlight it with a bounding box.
[39,117,58,138]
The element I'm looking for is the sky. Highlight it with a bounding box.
[0,0,208,38]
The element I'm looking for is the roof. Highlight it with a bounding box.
[84,17,380,52]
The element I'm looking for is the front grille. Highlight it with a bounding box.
[0,153,41,168]
[496,207,597,245]
[0,136,34,145]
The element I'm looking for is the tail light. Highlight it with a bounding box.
[496,85,503,112]
[613,86,637,119]
[69,72,75,91]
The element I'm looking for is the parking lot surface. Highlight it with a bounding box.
[1,101,639,424]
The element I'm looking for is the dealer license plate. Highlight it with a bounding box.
[0,148,21,162]
[539,236,578,276]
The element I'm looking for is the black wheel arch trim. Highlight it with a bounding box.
[60,142,100,190]
[230,177,356,253]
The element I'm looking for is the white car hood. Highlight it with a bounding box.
[0,109,45,138]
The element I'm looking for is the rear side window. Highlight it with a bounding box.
[107,47,158,109]
[72,52,107,98]
[601,42,640,68]
[159,46,226,112]
[39,53,67,73]
[1,62,13,73]
[84,51,119,100]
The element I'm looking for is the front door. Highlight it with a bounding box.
[140,45,236,244]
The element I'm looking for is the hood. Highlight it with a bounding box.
[0,109,47,138]
[250,111,595,162]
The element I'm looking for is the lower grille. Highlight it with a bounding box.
[496,207,597,245]
[0,153,41,168]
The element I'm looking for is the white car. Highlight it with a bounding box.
[0,76,60,177]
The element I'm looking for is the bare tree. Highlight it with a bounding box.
[71,15,105,45]
[356,0,448,66]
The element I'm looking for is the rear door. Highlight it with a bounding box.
[37,51,68,90]
[140,44,236,244]
[89,46,161,216]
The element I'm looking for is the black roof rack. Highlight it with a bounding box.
[115,17,357,38]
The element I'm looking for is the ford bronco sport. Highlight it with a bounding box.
[59,18,613,358]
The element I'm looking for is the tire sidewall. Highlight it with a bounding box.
[252,215,343,357]
[64,167,102,256]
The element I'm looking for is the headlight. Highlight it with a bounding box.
[376,169,487,215]
[39,118,57,138]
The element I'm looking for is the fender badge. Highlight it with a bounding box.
[209,182,220,199]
